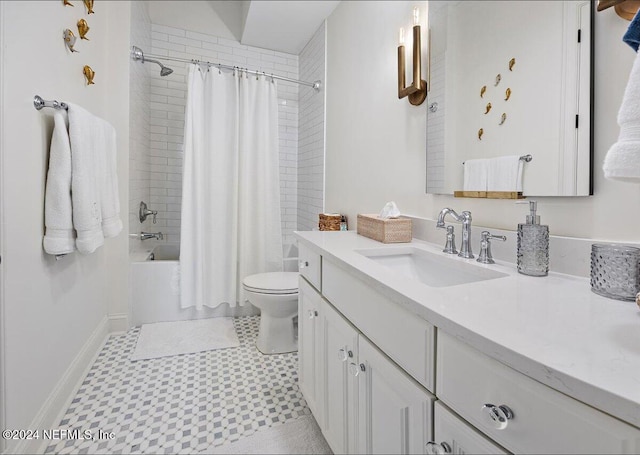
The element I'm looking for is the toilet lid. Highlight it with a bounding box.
[243,272,299,295]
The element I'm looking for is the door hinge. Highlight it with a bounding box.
[578,29,581,43]
[576,114,579,128]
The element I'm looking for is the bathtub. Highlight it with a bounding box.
[129,243,299,326]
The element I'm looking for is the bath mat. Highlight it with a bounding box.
[131,318,240,361]
[208,415,332,454]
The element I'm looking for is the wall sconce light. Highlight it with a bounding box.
[398,6,427,106]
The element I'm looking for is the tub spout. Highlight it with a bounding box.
[141,231,163,241]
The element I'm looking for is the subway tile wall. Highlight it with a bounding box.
[297,23,326,232]
[147,24,300,248]
[129,2,153,249]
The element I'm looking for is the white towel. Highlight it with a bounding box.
[43,111,76,255]
[463,158,488,191]
[68,104,122,254]
[603,49,640,181]
[487,155,523,192]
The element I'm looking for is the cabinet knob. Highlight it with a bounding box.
[349,362,365,376]
[299,260,309,269]
[338,348,348,362]
[426,441,452,454]
[308,310,318,319]
[482,404,514,430]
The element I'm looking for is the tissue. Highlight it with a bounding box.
[379,201,401,219]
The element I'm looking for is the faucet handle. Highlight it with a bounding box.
[477,231,506,264]
[442,225,458,255]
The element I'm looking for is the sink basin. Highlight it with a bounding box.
[356,246,508,288]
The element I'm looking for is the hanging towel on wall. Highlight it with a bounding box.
[43,111,75,255]
[67,103,122,253]
[463,158,488,191]
[603,38,640,181]
[486,155,523,192]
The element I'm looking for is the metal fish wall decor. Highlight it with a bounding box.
[83,65,95,85]
[77,19,90,40]
[63,29,79,53]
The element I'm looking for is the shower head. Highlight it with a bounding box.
[130,46,174,77]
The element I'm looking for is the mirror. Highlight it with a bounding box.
[426,1,593,197]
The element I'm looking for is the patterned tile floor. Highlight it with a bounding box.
[45,316,310,454]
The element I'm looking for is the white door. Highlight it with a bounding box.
[321,300,358,454]
[429,402,508,455]
[298,277,323,421]
[357,336,435,454]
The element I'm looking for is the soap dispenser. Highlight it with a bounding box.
[517,200,549,276]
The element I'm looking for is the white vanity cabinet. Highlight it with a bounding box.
[299,268,435,454]
[298,277,324,423]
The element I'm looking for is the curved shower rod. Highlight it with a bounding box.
[131,46,322,92]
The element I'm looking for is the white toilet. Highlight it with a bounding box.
[243,272,299,354]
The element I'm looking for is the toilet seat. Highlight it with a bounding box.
[243,272,298,295]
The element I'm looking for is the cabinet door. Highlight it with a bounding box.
[298,277,323,422]
[357,336,435,455]
[428,402,509,455]
[321,300,359,454]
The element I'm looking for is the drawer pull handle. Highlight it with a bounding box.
[299,260,309,269]
[482,404,514,430]
[426,441,452,454]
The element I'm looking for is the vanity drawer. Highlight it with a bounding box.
[431,401,509,455]
[298,242,321,291]
[322,259,435,391]
[436,331,640,454]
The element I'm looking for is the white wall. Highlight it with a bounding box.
[148,1,236,41]
[325,1,640,242]
[0,1,130,450]
[298,22,326,232]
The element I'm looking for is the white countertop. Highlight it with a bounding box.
[295,230,640,429]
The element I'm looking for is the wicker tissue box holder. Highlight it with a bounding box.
[357,214,412,244]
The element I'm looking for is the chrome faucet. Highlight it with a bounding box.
[436,208,474,258]
[140,231,163,241]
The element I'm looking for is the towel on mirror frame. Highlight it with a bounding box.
[486,155,524,192]
[463,158,489,191]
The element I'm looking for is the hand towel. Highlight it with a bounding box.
[463,158,488,191]
[487,155,524,192]
[68,103,122,253]
[603,38,640,181]
[624,9,640,51]
[43,111,76,255]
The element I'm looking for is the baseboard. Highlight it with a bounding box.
[108,312,129,333]
[8,317,109,455]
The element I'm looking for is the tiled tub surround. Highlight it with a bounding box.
[45,316,309,454]
[145,24,300,247]
[295,230,640,441]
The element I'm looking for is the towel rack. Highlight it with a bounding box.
[33,95,68,111]
[462,154,532,165]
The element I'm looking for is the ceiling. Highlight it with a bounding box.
[209,1,340,54]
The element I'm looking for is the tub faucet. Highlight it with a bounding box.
[141,231,163,241]
[436,208,473,258]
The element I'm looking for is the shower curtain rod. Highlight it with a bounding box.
[139,50,322,92]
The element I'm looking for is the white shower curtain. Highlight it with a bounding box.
[180,65,283,310]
